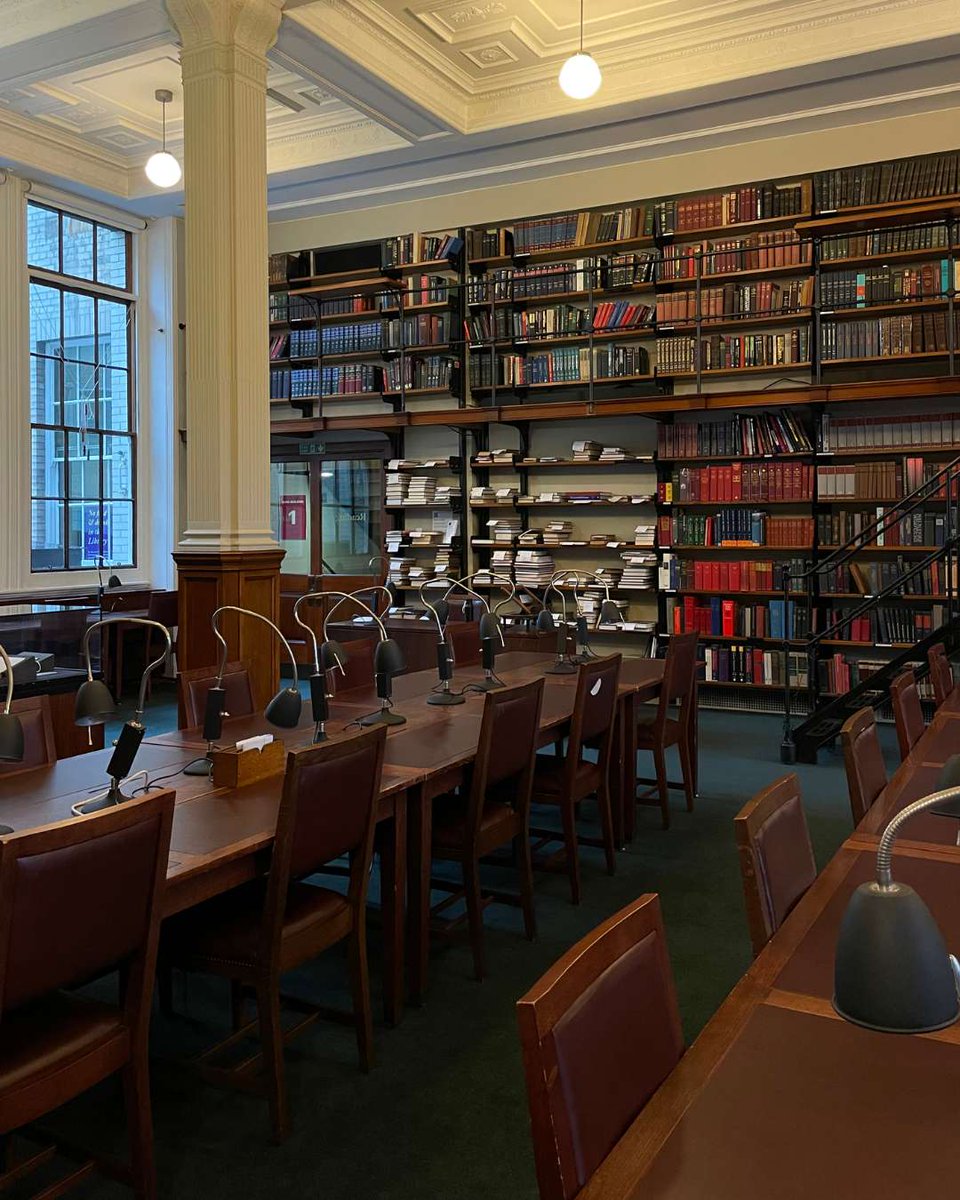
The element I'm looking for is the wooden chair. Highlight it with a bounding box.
[162,727,387,1142]
[734,773,817,957]
[840,706,887,825]
[0,696,57,776]
[890,668,925,762]
[325,637,376,694]
[143,590,178,699]
[530,655,622,904]
[428,677,544,981]
[98,589,153,700]
[636,632,698,828]
[929,642,955,709]
[0,790,174,1199]
[178,660,255,729]
[516,894,683,1200]
[445,621,481,667]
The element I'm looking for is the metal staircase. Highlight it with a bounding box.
[781,455,960,764]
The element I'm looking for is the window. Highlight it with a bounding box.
[27,201,136,571]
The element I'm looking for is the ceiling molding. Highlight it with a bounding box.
[0,103,130,195]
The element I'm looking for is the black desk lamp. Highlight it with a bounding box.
[419,577,464,706]
[562,569,621,662]
[445,572,513,693]
[538,574,578,675]
[0,644,25,764]
[834,758,960,1033]
[320,589,406,727]
[73,617,172,814]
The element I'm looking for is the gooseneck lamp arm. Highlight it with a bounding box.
[0,644,24,764]
[442,575,492,614]
[419,577,468,706]
[313,589,406,728]
[876,786,960,887]
[0,644,14,718]
[212,607,298,690]
[210,607,302,731]
[80,617,173,725]
[319,590,390,645]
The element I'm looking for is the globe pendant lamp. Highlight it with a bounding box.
[560,0,601,100]
[145,89,182,189]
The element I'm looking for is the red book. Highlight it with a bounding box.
[730,561,742,592]
[722,600,735,638]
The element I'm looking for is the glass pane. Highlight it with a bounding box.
[321,458,383,574]
[30,357,61,424]
[95,224,127,288]
[61,214,94,280]
[63,290,96,362]
[97,298,129,369]
[62,361,97,431]
[30,283,61,358]
[103,435,134,500]
[31,429,64,497]
[270,462,312,576]
[27,203,59,271]
[67,501,102,568]
[97,367,131,431]
[103,501,134,567]
[31,500,64,571]
[67,431,101,501]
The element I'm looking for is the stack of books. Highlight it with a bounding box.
[474,447,517,466]
[406,476,437,505]
[386,474,408,505]
[634,524,656,547]
[470,485,498,504]
[620,552,658,590]
[572,440,603,461]
[518,528,544,545]
[435,482,461,504]
[433,548,460,577]
[592,567,623,588]
[598,446,636,462]
[385,530,406,553]
[515,549,556,587]
[589,531,618,547]
[543,520,574,544]
[488,516,522,543]
[408,529,444,547]
[388,557,416,587]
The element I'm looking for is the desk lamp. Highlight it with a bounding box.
[537,573,578,674]
[73,617,172,813]
[368,555,400,609]
[0,645,25,763]
[834,757,960,1033]
[321,589,406,727]
[446,573,513,693]
[419,577,463,706]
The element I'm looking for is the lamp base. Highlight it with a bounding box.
[465,677,502,693]
[428,690,466,706]
[183,757,213,777]
[359,709,407,727]
[73,779,126,816]
[779,738,797,765]
[546,660,578,675]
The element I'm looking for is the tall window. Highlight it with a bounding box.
[27,201,136,571]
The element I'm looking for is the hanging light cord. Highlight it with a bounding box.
[579,0,584,53]
[160,96,167,153]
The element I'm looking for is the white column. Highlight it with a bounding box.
[166,0,284,552]
[0,173,30,594]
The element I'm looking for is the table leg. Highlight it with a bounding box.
[691,681,700,796]
[376,795,407,1027]
[622,694,637,844]
[609,697,626,848]
[406,785,433,1005]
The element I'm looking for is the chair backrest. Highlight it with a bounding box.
[0,696,57,776]
[0,790,174,1036]
[564,655,622,788]
[467,678,545,840]
[147,589,178,629]
[326,637,376,694]
[179,661,255,729]
[516,894,683,1200]
[840,706,887,825]
[263,728,387,954]
[652,632,698,733]
[734,773,817,957]
[101,589,152,614]
[890,668,925,761]
[446,621,481,667]
[929,643,954,709]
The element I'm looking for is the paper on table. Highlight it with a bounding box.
[236,734,274,753]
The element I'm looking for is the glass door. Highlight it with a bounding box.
[270,461,312,576]
[320,458,383,575]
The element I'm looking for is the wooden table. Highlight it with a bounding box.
[580,695,960,1199]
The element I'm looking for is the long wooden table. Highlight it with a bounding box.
[580,695,960,1199]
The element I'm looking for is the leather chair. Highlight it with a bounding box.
[325,637,376,694]
[162,727,387,1142]
[890,668,925,762]
[636,632,698,828]
[530,655,622,904]
[428,677,544,981]
[734,773,817,957]
[840,706,887,825]
[0,790,174,1200]
[0,696,57,776]
[929,642,955,709]
[516,894,683,1200]
[178,660,255,730]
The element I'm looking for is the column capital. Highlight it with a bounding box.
[165,0,284,58]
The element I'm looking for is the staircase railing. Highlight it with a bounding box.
[780,453,960,763]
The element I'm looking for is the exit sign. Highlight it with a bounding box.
[298,440,325,456]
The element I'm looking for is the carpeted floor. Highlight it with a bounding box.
[53,696,897,1199]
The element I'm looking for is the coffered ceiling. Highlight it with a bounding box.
[0,0,958,217]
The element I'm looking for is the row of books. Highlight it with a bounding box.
[319,365,379,397]
[827,605,943,644]
[818,657,935,701]
[657,279,814,325]
[818,411,960,452]
[383,232,462,267]
[820,223,949,262]
[819,557,957,596]
[814,152,960,212]
[820,312,957,360]
[269,366,324,401]
[654,181,810,234]
[659,556,807,593]
[381,356,453,393]
[499,207,653,256]
[817,509,950,548]
[396,275,450,306]
[468,347,650,387]
[815,461,903,499]
[819,262,955,308]
[382,314,449,350]
[269,292,316,324]
[467,301,654,343]
[667,596,807,639]
[659,329,811,373]
[657,411,813,458]
[702,644,807,688]
[657,513,813,547]
[658,230,807,279]
[661,462,814,503]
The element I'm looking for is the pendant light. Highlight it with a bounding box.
[559,0,601,100]
[145,88,182,189]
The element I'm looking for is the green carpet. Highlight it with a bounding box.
[59,699,897,1198]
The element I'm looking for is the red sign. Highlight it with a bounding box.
[280,495,307,541]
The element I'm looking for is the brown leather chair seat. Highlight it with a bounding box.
[531,756,602,797]
[431,796,517,849]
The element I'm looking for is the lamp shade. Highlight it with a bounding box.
[75,678,117,726]
[0,714,24,762]
[599,599,621,625]
[536,609,556,632]
[145,150,182,188]
[107,574,122,589]
[264,686,302,729]
[478,611,501,642]
[558,52,601,100]
[834,880,960,1032]
[320,640,349,673]
[374,638,405,677]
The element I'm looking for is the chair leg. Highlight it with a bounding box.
[515,834,537,941]
[679,728,696,812]
[463,856,486,982]
[597,782,616,876]
[157,967,174,1018]
[560,797,582,905]
[653,746,670,830]
[255,980,289,1143]
[348,922,375,1073]
[122,1048,156,1200]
